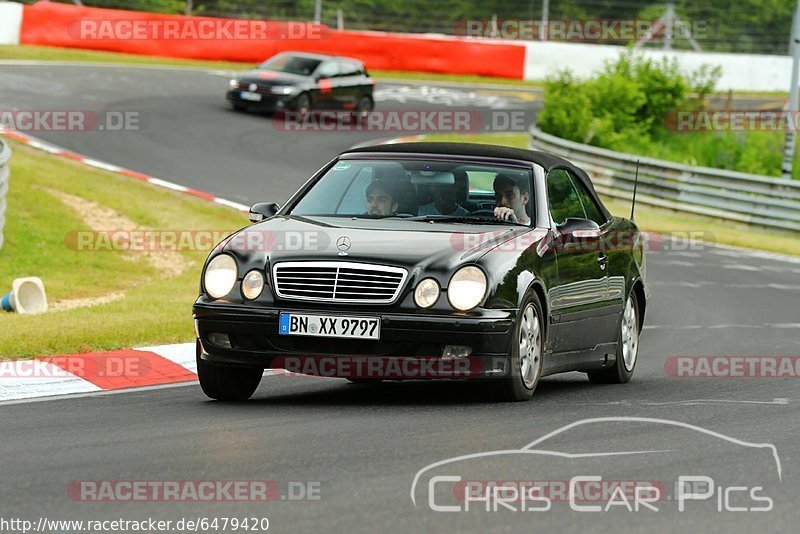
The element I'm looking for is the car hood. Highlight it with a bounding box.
[222,216,533,272]
[236,70,310,86]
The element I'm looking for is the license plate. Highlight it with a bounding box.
[279,313,380,340]
[240,91,262,102]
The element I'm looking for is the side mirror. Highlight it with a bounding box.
[557,217,601,238]
[249,202,280,223]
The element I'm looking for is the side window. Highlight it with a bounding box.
[316,61,340,79]
[338,61,361,77]
[568,170,607,226]
[547,168,585,225]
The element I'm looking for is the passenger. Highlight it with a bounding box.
[493,174,531,224]
[417,183,469,216]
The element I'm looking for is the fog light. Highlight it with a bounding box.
[442,345,472,358]
[208,332,232,349]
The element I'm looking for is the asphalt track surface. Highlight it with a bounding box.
[1,64,799,533]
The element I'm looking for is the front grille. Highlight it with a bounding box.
[272,261,407,304]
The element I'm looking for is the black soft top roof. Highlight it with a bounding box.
[344,142,612,220]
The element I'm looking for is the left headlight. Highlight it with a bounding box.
[204,254,238,299]
[414,278,440,308]
[241,270,265,300]
[447,266,487,311]
[271,85,297,95]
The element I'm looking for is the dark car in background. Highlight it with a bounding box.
[226,51,375,115]
[193,143,648,402]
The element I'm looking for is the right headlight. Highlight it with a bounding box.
[204,254,238,299]
[447,266,487,311]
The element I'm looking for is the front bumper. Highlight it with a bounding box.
[226,89,295,111]
[193,303,515,379]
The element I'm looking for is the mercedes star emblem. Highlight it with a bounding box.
[337,236,351,251]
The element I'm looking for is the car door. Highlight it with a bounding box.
[565,168,622,345]
[313,60,340,109]
[335,60,364,110]
[546,168,613,353]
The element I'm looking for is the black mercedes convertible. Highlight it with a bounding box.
[193,143,648,401]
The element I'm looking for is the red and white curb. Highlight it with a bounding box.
[0,343,198,401]
[0,126,249,212]
[0,128,256,401]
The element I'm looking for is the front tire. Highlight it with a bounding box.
[588,292,640,384]
[196,341,263,401]
[295,93,311,116]
[490,292,544,401]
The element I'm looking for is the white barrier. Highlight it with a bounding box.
[0,2,22,45]
[522,41,792,92]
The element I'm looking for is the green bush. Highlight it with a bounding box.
[538,50,800,180]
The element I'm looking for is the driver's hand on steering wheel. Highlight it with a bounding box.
[494,206,518,223]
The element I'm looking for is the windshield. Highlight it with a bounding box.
[289,159,533,226]
[258,54,322,76]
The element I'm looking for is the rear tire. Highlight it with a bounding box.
[588,292,640,384]
[353,95,374,121]
[196,341,263,401]
[489,291,544,402]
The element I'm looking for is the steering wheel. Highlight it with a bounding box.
[469,209,497,218]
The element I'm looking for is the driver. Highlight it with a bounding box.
[493,174,531,225]
[365,180,398,216]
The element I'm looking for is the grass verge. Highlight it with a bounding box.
[0,138,244,358]
[422,133,800,256]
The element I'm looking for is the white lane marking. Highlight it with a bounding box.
[663,251,704,258]
[729,283,800,290]
[0,369,284,406]
[82,158,123,173]
[710,245,800,265]
[649,281,715,288]
[565,399,792,407]
[25,139,63,154]
[659,260,696,267]
[0,361,101,401]
[723,264,761,271]
[0,380,198,406]
[147,177,188,192]
[213,197,249,212]
[644,323,800,330]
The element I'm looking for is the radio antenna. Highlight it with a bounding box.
[630,159,640,222]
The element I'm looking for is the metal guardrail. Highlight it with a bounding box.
[0,137,9,250]
[529,126,800,233]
